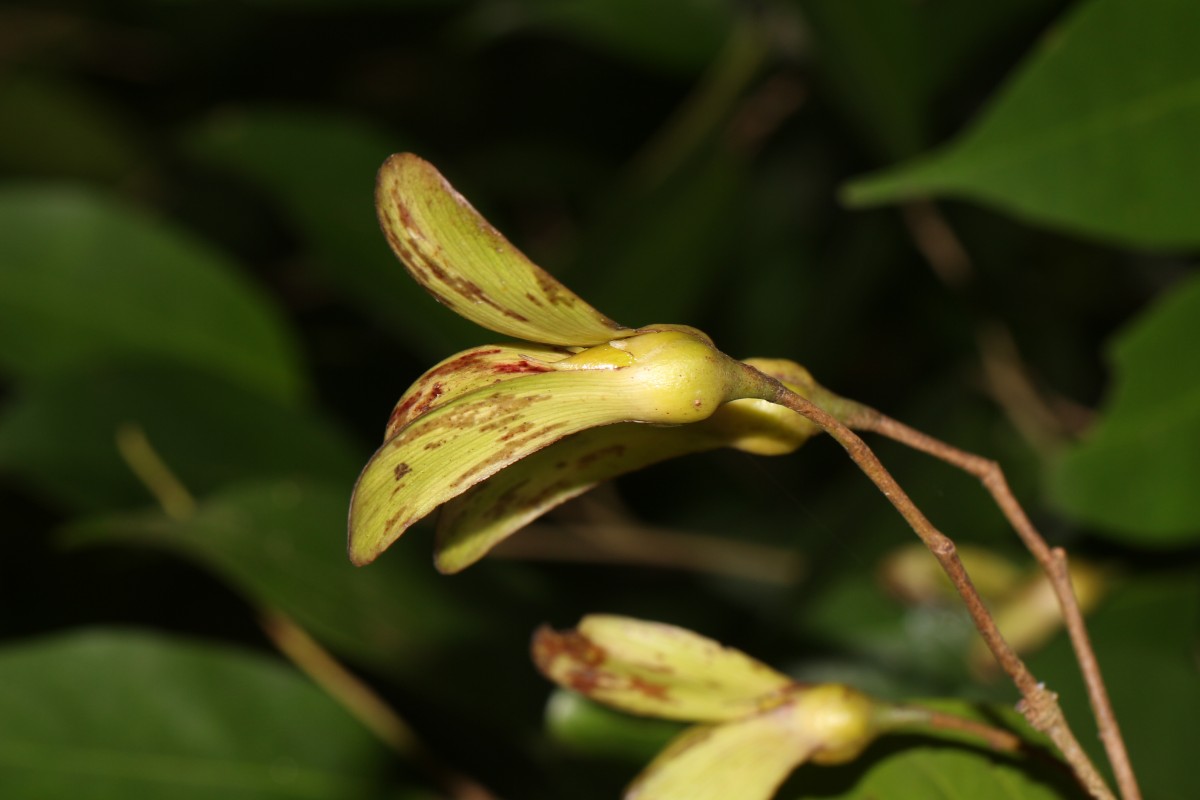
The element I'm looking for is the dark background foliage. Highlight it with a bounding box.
[1,1,1197,798]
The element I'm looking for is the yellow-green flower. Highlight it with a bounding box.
[349,154,844,570]
[534,615,903,800]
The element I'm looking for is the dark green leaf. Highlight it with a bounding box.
[782,697,1078,799]
[843,0,1200,248]
[579,152,747,327]
[0,362,359,512]
[0,74,141,181]
[187,109,478,356]
[1028,572,1200,800]
[0,187,304,402]
[800,0,1056,158]
[544,689,682,762]
[466,0,732,74]
[792,739,1077,799]
[63,482,484,676]
[0,630,393,799]
[62,481,483,673]
[1051,274,1200,544]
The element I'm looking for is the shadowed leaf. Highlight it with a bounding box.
[0,630,392,800]
[0,363,358,512]
[351,370,655,565]
[0,187,304,402]
[64,481,481,674]
[1052,274,1200,544]
[843,0,1200,248]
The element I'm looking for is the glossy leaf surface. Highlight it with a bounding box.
[0,630,391,800]
[1052,274,1200,544]
[0,187,304,402]
[844,0,1200,248]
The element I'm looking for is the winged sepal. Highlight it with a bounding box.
[376,153,631,346]
[350,330,754,565]
[624,684,878,800]
[532,615,793,722]
[434,357,825,573]
[383,343,570,440]
[623,707,820,800]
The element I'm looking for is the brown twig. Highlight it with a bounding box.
[489,519,804,585]
[894,198,1137,798]
[262,612,497,800]
[261,610,421,754]
[115,423,196,521]
[739,370,1118,800]
[843,408,1139,800]
[899,201,1087,451]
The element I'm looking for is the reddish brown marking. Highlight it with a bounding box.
[532,628,607,694]
[479,478,532,521]
[493,360,551,375]
[525,291,545,307]
[500,421,536,442]
[388,382,446,435]
[627,675,671,701]
[383,509,413,533]
[576,443,627,469]
[393,462,412,480]
[535,270,578,308]
[531,627,673,702]
[516,478,574,518]
[410,245,531,323]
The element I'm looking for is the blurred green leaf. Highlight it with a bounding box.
[800,0,1055,158]
[187,109,478,356]
[782,697,1078,799]
[544,689,682,762]
[63,481,483,673]
[1051,274,1200,545]
[0,73,141,181]
[579,152,747,326]
[1028,571,1200,800]
[0,187,305,402]
[791,739,1077,799]
[0,362,359,512]
[468,0,732,74]
[843,0,1200,248]
[0,629,393,800]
